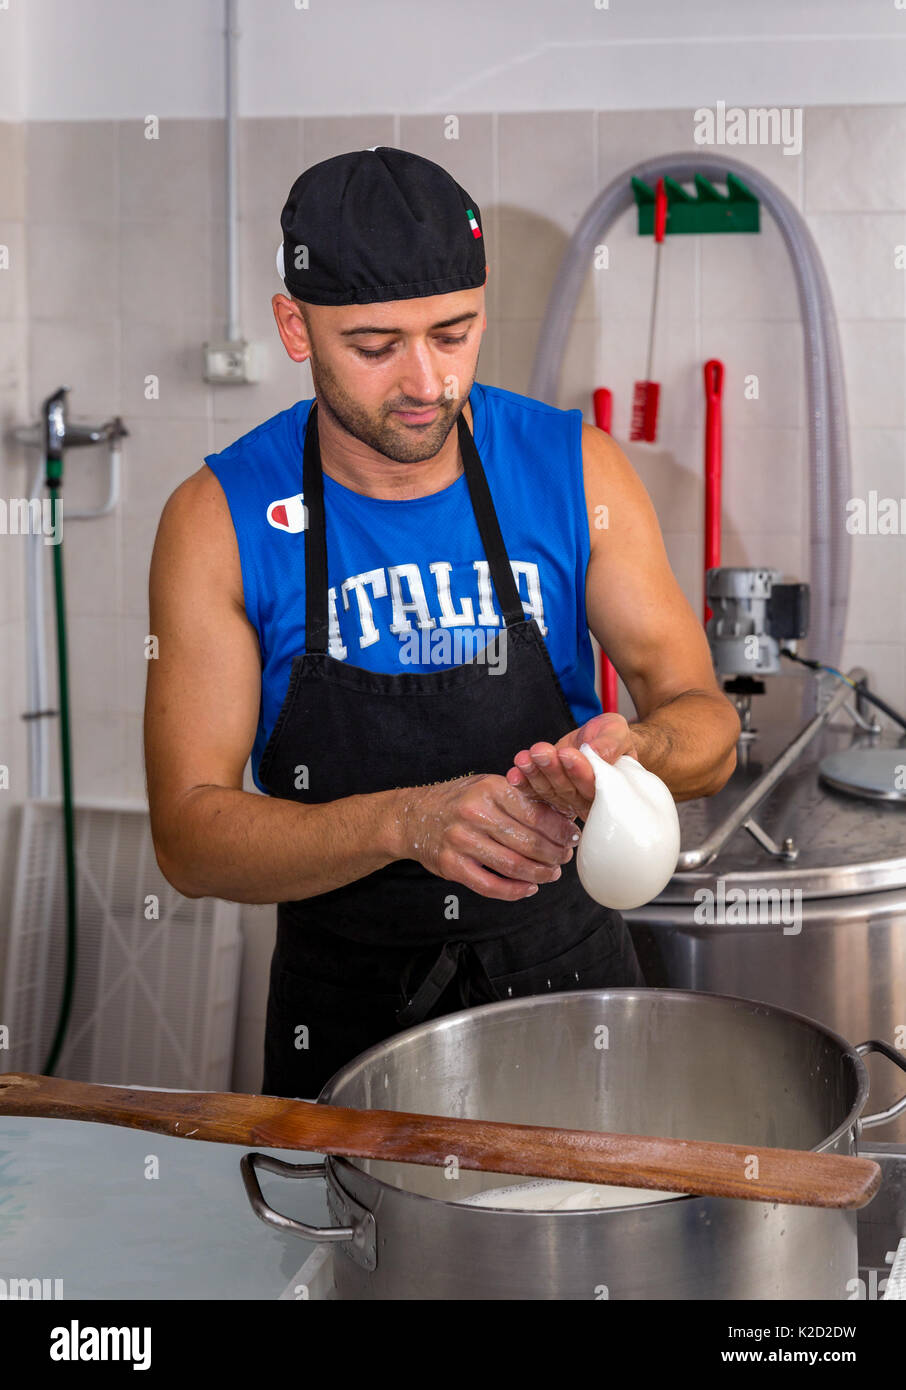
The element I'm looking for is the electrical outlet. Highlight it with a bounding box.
[203,339,258,384]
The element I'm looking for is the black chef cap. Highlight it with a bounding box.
[276,146,486,306]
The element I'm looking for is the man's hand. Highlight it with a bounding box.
[504,713,642,822]
[394,773,580,902]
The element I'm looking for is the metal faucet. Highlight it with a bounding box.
[12,386,128,457]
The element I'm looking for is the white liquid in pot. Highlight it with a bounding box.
[457,1179,683,1211]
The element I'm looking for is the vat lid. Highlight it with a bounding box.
[818,747,906,802]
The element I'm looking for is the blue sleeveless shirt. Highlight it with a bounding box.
[205,381,601,792]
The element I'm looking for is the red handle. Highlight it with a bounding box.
[704,358,724,405]
[703,359,724,624]
[600,652,618,714]
[593,385,618,710]
[593,387,613,434]
[654,178,668,243]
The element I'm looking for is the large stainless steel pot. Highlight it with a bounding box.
[241,988,906,1300]
[622,690,906,1138]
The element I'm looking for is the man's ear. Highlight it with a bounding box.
[272,294,311,364]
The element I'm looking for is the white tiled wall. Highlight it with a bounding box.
[4,106,905,1089]
[0,120,28,983]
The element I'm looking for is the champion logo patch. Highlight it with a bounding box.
[266,493,307,533]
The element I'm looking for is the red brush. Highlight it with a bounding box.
[630,177,669,442]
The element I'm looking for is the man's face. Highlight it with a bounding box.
[272,285,486,463]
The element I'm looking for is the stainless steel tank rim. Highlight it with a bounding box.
[318,986,874,1205]
[629,886,906,923]
[658,856,906,904]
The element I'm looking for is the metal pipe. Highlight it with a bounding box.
[67,445,122,521]
[674,667,866,871]
[224,0,240,342]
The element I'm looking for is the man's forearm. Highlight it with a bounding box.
[629,690,740,801]
[153,784,407,903]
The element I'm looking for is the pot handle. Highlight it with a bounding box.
[240,1152,355,1243]
[856,1040,906,1132]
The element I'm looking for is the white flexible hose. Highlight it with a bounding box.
[529,152,851,709]
[66,445,121,520]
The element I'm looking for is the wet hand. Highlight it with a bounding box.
[394,773,580,902]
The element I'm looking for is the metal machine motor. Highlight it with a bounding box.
[706,566,809,736]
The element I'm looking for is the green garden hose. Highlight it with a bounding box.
[42,456,77,1076]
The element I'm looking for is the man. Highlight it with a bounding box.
[144,147,739,1099]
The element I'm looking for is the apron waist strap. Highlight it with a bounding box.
[396,940,500,1028]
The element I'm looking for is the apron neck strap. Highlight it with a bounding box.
[303,398,526,655]
[302,400,330,655]
[454,405,526,627]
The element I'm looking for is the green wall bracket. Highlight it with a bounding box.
[632,173,760,234]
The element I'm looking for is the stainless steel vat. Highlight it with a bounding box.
[241,988,906,1300]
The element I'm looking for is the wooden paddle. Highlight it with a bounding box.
[0,1072,880,1209]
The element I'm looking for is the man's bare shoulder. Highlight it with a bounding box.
[579,421,660,549]
[152,465,244,608]
[159,462,229,519]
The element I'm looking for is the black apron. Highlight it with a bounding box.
[258,399,644,1098]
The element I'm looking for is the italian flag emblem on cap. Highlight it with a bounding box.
[267,493,307,533]
[466,208,481,239]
